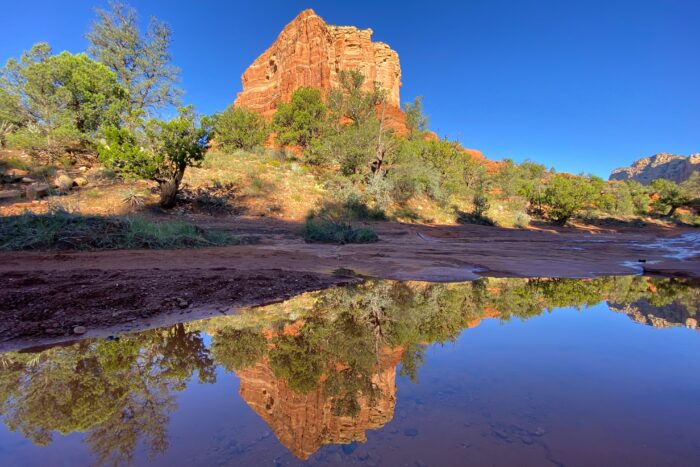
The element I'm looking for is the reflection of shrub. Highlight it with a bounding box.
[269,333,324,393]
[211,328,268,372]
[301,216,378,244]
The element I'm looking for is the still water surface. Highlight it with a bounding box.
[0,276,699,466]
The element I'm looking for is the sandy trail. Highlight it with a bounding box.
[1,216,698,350]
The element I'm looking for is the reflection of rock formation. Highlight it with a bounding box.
[609,299,698,330]
[234,9,407,134]
[237,347,402,459]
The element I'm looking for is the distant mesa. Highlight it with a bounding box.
[234,9,407,135]
[609,153,700,185]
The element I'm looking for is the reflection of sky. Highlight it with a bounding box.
[1,303,700,466]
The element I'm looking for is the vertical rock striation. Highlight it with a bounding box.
[237,347,403,459]
[234,9,407,134]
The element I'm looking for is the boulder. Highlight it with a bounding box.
[53,173,74,193]
[73,176,89,187]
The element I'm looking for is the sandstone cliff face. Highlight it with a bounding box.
[237,347,402,459]
[234,9,406,134]
[609,153,700,185]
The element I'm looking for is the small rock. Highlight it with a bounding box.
[21,177,35,183]
[176,297,189,308]
[53,174,73,193]
[73,176,89,187]
[73,326,86,335]
[78,166,87,172]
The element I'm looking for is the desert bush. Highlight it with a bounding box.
[0,211,237,250]
[273,87,326,149]
[651,178,692,216]
[542,173,596,225]
[213,106,268,151]
[301,216,378,244]
[1,43,127,156]
[99,106,212,208]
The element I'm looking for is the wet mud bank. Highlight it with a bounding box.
[1,218,698,351]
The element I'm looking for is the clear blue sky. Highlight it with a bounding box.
[1,0,698,177]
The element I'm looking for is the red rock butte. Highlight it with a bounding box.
[234,9,408,134]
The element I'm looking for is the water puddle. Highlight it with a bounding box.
[0,276,699,466]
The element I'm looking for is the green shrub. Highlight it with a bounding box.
[273,87,326,149]
[213,106,268,151]
[0,211,239,250]
[98,106,212,208]
[542,173,596,225]
[301,216,378,244]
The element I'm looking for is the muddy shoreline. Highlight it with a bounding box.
[1,217,698,351]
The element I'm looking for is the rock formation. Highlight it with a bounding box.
[609,153,700,185]
[234,9,407,134]
[237,347,403,459]
[608,298,698,331]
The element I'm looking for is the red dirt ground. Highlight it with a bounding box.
[1,216,698,350]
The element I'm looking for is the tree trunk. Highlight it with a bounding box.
[158,169,184,209]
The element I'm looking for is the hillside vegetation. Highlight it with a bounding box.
[1,1,698,250]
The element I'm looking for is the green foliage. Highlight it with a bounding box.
[403,96,429,139]
[210,328,268,372]
[0,43,126,154]
[0,275,696,462]
[87,1,181,127]
[651,178,692,216]
[99,106,212,208]
[98,125,156,179]
[327,70,384,125]
[322,118,382,176]
[272,87,326,149]
[542,173,597,225]
[212,106,268,151]
[0,211,236,250]
[301,215,379,244]
[0,325,214,461]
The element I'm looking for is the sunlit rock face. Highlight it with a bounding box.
[609,153,700,184]
[237,347,403,460]
[234,9,407,134]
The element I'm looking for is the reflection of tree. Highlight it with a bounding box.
[0,324,214,466]
[0,275,697,464]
